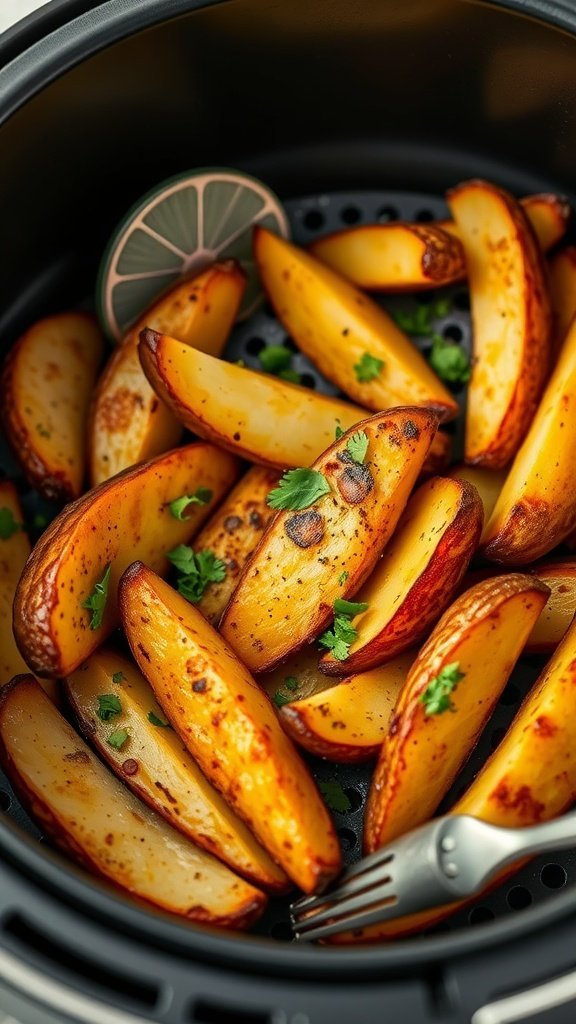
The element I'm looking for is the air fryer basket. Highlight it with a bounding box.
[3,1,576,1022]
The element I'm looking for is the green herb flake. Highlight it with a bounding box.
[267,468,331,511]
[433,296,453,319]
[319,598,369,661]
[420,662,465,715]
[319,778,351,814]
[81,564,112,631]
[333,598,368,617]
[111,672,125,685]
[107,728,129,751]
[334,422,344,440]
[168,546,227,604]
[278,367,302,385]
[338,570,349,586]
[272,691,291,708]
[259,345,293,374]
[284,676,299,692]
[354,352,384,383]
[0,507,22,541]
[96,693,122,722]
[168,487,213,520]
[148,711,170,727]
[346,430,369,464]
[32,512,48,530]
[429,334,471,385]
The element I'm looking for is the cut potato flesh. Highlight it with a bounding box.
[1,313,103,500]
[220,408,437,674]
[66,649,288,891]
[364,574,550,853]
[90,262,246,484]
[253,228,458,421]
[526,562,576,653]
[548,245,576,356]
[448,464,506,541]
[0,676,265,928]
[439,193,570,253]
[14,443,240,677]
[319,477,483,675]
[119,564,341,893]
[448,180,551,468]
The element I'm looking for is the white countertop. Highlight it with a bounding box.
[0,0,51,36]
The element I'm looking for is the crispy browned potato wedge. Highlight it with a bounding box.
[548,245,576,356]
[119,563,341,893]
[447,180,551,469]
[1,313,103,500]
[448,464,506,540]
[14,443,240,677]
[319,477,483,676]
[90,262,246,484]
[0,676,264,927]
[310,223,465,291]
[364,574,550,853]
[253,227,458,421]
[66,649,288,891]
[482,314,576,564]
[220,408,438,674]
[280,654,414,762]
[439,193,571,253]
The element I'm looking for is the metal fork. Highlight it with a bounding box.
[291,812,576,941]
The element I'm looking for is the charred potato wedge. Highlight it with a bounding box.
[119,563,341,893]
[90,262,246,484]
[14,443,240,677]
[364,574,550,852]
[320,477,483,676]
[439,192,570,253]
[220,408,438,674]
[253,227,458,421]
[447,180,551,469]
[0,676,264,927]
[548,245,576,356]
[66,650,287,890]
[1,313,103,500]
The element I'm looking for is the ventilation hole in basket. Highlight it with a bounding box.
[0,791,11,811]
[338,827,358,852]
[270,920,293,940]
[340,205,361,225]
[468,905,495,925]
[344,787,363,812]
[541,863,568,889]
[377,205,398,223]
[507,885,532,911]
[245,336,266,356]
[282,337,298,352]
[490,726,507,752]
[443,324,463,342]
[303,210,325,231]
[454,291,471,311]
[416,209,434,223]
[300,373,317,389]
[499,682,521,707]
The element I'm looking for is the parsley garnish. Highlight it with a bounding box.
[96,693,122,722]
[333,598,368,617]
[319,779,351,813]
[334,422,344,440]
[111,672,125,685]
[267,468,331,511]
[168,546,227,603]
[0,507,22,540]
[148,711,170,727]
[420,662,465,715]
[319,599,368,661]
[393,297,453,336]
[107,728,129,750]
[354,352,384,383]
[259,346,301,385]
[346,430,369,464]
[272,676,300,708]
[273,691,291,708]
[338,570,349,586]
[284,676,299,691]
[168,487,213,520]
[429,334,471,385]
[81,564,111,631]
[278,367,301,384]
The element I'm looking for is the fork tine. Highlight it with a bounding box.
[290,849,395,914]
[292,895,400,942]
[291,883,396,930]
[291,863,393,919]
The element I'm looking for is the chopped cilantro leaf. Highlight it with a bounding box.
[259,345,293,374]
[346,430,369,464]
[284,676,299,692]
[278,367,302,385]
[111,672,125,685]
[0,507,22,540]
[334,598,368,617]
[107,728,129,750]
[429,334,471,385]
[267,468,331,511]
[334,422,344,440]
[81,564,111,631]
[338,570,349,586]
[97,693,122,722]
[354,352,384,383]
[148,711,170,727]
[272,691,291,708]
[319,779,351,813]
[319,598,369,661]
[433,296,453,319]
[420,662,465,715]
[168,487,213,520]
[168,546,227,604]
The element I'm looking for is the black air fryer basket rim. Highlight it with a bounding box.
[1,0,576,978]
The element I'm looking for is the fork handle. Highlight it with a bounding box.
[497,810,576,865]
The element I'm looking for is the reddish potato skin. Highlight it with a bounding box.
[280,713,379,763]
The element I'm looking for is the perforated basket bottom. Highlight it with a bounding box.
[1,189,575,944]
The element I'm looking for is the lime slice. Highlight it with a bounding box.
[96,168,290,340]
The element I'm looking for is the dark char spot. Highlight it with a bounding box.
[285,510,325,548]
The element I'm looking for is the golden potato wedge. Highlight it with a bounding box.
[447,180,551,469]
[1,313,103,501]
[258,646,336,706]
[220,408,438,673]
[439,193,570,253]
[448,464,506,538]
[320,477,483,676]
[526,561,576,653]
[280,654,414,762]
[119,563,341,893]
[0,676,264,927]
[90,262,246,485]
[310,223,465,291]
[548,246,576,356]
[66,649,287,891]
[14,443,240,677]
[253,227,458,421]
[364,574,550,853]
[482,314,576,564]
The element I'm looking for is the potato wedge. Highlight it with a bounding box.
[280,654,414,762]
[220,408,437,674]
[310,223,465,291]
[447,180,551,468]
[439,193,570,253]
[448,464,506,537]
[119,563,341,893]
[548,246,576,355]
[253,228,458,421]
[364,574,550,853]
[90,262,246,485]
[66,649,287,891]
[258,646,336,706]
[14,443,240,677]
[0,676,264,927]
[1,313,103,500]
[526,561,576,653]
[419,430,452,479]
[482,314,576,564]
[319,477,483,676]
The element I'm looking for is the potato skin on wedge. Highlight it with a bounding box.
[448,180,551,469]
[90,262,245,484]
[14,443,240,677]
[0,676,265,928]
[319,477,483,676]
[66,650,288,891]
[220,408,438,674]
[439,192,570,253]
[1,313,104,501]
[364,574,550,853]
[253,227,458,421]
[119,563,341,893]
